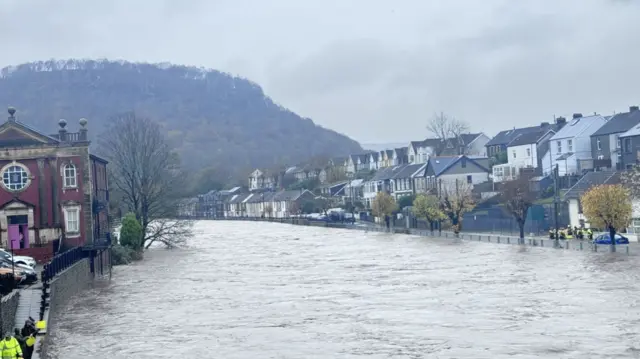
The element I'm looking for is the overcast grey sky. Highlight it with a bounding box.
[1,0,639,144]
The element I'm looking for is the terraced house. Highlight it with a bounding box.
[0,108,109,261]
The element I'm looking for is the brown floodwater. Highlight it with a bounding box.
[46,221,640,358]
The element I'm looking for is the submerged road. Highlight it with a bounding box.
[47,221,640,358]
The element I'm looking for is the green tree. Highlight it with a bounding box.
[119,213,143,250]
[581,184,632,252]
[371,192,397,219]
[412,194,445,233]
[440,179,476,234]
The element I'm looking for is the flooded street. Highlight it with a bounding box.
[48,221,640,358]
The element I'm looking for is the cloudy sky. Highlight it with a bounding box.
[1,0,639,144]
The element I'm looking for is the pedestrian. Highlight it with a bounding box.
[20,322,36,359]
[0,331,23,358]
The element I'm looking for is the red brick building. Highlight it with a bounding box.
[0,107,109,262]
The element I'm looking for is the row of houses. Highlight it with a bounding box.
[491,106,640,181]
[178,188,318,219]
[247,133,491,192]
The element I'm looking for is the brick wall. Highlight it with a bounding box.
[0,291,19,335]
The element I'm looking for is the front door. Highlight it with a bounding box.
[7,215,28,249]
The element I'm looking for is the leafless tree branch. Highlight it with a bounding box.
[99,112,192,249]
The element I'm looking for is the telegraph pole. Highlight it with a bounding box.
[438,179,443,235]
[553,164,560,248]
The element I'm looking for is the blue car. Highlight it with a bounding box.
[593,233,630,245]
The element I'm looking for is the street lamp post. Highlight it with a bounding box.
[553,164,560,248]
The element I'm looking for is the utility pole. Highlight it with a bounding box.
[553,164,560,248]
[438,179,443,235]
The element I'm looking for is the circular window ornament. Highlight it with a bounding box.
[1,163,30,192]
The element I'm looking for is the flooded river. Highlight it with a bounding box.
[47,221,640,358]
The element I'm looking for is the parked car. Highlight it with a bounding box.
[593,233,630,245]
[0,260,37,284]
[0,268,24,284]
[0,249,36,268]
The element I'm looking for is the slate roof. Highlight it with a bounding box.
[621,123,640,138]
[368,152,379,161]
[485,125,545,147]
[591,108,640,137]
[426,155,490,176]
[273,190,310,201]
[391,163,426,179]
[246,192,275,203]
[394,147,408,156]
[228,193,250,204]
[370,165,406,181]
[507,129,554,147]
[550,115,608,140]
[563,171,620,200]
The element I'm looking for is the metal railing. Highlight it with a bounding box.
[39,246,86,320]
[204,216,634,255]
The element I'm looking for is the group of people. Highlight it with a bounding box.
[548,226,594,240]
[0,318,39,358]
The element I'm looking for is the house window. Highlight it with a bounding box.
[512,150,516,159]
[625,138,632,153]
[567,140,573,152]
[466,175,472,184]
[63,163,77,188]
[409,155,414,163]
[1,163,30,191]
[616,135,621,148]
[63,206,81,234]
[526,148,531,157]
[597,138,601,150]
[557,141,562,153]
[461,159,467,168]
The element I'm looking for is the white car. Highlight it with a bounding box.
[0,250,36,268]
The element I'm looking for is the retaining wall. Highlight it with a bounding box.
[0,291,19,335]
[37,257,96,358]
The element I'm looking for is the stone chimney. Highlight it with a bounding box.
[58,119,67,142]
[540,122,550,128]
[630,105,639,112]
[555,116,567,130]
[572,113,583,119]
[7,107,16,122]
[79,118,88,141]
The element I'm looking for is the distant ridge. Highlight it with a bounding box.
[0,59,363,182]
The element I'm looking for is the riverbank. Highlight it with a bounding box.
[209,217,635,254]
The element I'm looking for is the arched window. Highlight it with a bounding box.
[64,164,77,188]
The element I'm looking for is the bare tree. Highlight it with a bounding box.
[99,112,193,249]
[499,174,536,242]
[427,112,470,141]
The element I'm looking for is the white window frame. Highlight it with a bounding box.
[0,162,31,192]
[567,139,573,152]
[526,148,531,157]
[63,163,78,188]
[557,141,562,153]
[597,138,601,150]
[63,205,81,237]
[512,150,516,159]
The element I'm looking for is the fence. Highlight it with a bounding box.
[209,216,634,255]
[41,247,85,283]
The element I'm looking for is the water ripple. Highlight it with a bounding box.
[47,221,640,358]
